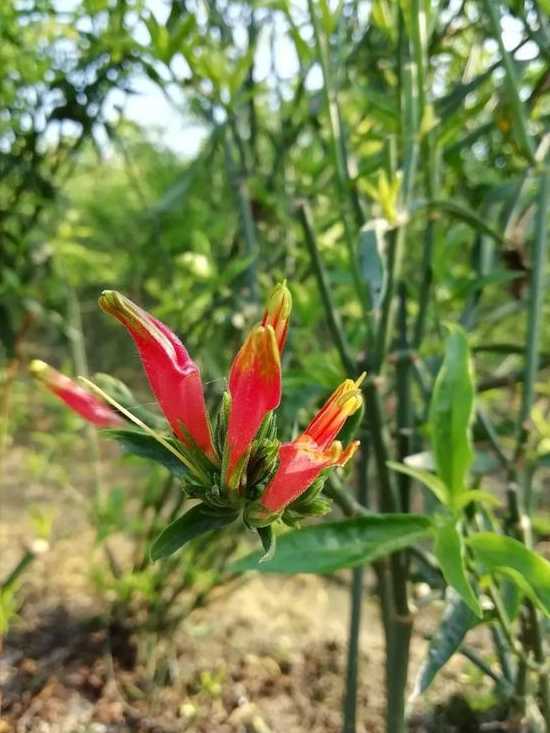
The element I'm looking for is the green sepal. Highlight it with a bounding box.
[214,391,232,456]
[257,525,276,563]
[243,501,281,529]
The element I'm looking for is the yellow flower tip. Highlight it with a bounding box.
[354,371,367,389]
[335,378,364,416]
[339,440,360,466]
[269,281,292,319]
[98,289,127,315]
[29,359,50,378]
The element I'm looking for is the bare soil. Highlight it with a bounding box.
[0,441,508,733]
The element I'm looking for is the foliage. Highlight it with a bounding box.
[3,0,550,731]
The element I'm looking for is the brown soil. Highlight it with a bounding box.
[0,441,507,733]
[1,519,507,733]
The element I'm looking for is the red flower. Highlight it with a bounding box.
[30,360,125,428]
[225,324,281,485]
[223,281,292,486]
[260,375,364,512]
[99,291,216,459]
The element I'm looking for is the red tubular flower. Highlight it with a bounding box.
[30,360,125,428]
[259,374,365,512]
[226,324,282,483]
[261,280,292,353]
[98,291,216,459]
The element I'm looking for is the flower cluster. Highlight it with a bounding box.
[32,283,363,555]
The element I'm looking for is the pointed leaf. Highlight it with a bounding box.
[387,461,449,505]
[230,514,432,574]
[413,589,478,696]
[430,327,475,504]
[467,532,550,618]
[102,428,188,479]
[151,504,238,561]
[434,520,482,617]
[257,525,276,563]
[358,221,388,309]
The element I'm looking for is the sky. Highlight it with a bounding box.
[57,0,535,158]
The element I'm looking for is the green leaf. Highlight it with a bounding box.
[151,504,238,561]
[467,532,550,618]
[403,449,500,476]
[413,589,478,696]
[430,327,475,505]
[102,428,187,479]
[433,520,482,617]
[387,461,449,505]
[358,220,387,310]
[422,200,509,244]
[454,490,501,511]
[257,525,276,563]
[230,514,433,574]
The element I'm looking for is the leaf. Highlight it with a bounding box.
[387,461,449,505]
[434,520,482,617]
[467,532,550,618]
[412,589,478,697]
[358,221,388,309]
[422,200,509,245]
[150,504,238,561]
[230,514,433,574]
[102,429,187,479]
[430,327,475,505]
[404,449,499,476]
[257,525,276,563]
[454,490,501,511]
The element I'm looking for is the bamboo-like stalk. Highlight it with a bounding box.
[224,125,259,303]
[297,201,356,375]
[64,279,104,502]
[306,0,370,324]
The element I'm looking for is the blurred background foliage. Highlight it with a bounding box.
[2,0,550,726]
[3,0,550,561]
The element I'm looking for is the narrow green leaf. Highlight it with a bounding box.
[150,504,238,561]
[257,525,276,563]
[413,589,478,696]
[403,449,499,476]
[430,327,475,504]
[467,532,550,618]
[387,461,449,505]
[358,221,387,310]
[102,428,187,479]
[230,514,433,574]
[434,520,482,617]
[454,490,501,511]
[422,199,509,244]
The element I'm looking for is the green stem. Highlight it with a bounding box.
[224,125,259,302]
[297,201,356,374]
[505,170,550,728]
[343,443,369,733]
[65,278,103,501]
[306,0,370,323]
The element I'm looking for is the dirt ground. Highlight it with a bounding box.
[1,443,505,733]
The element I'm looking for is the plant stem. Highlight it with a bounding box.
[65,279,104,501]
[297,201,356,375]
[343,442,369,733]
[505,169,550,728]
[306,0,370,323]
[224,125,259,302]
